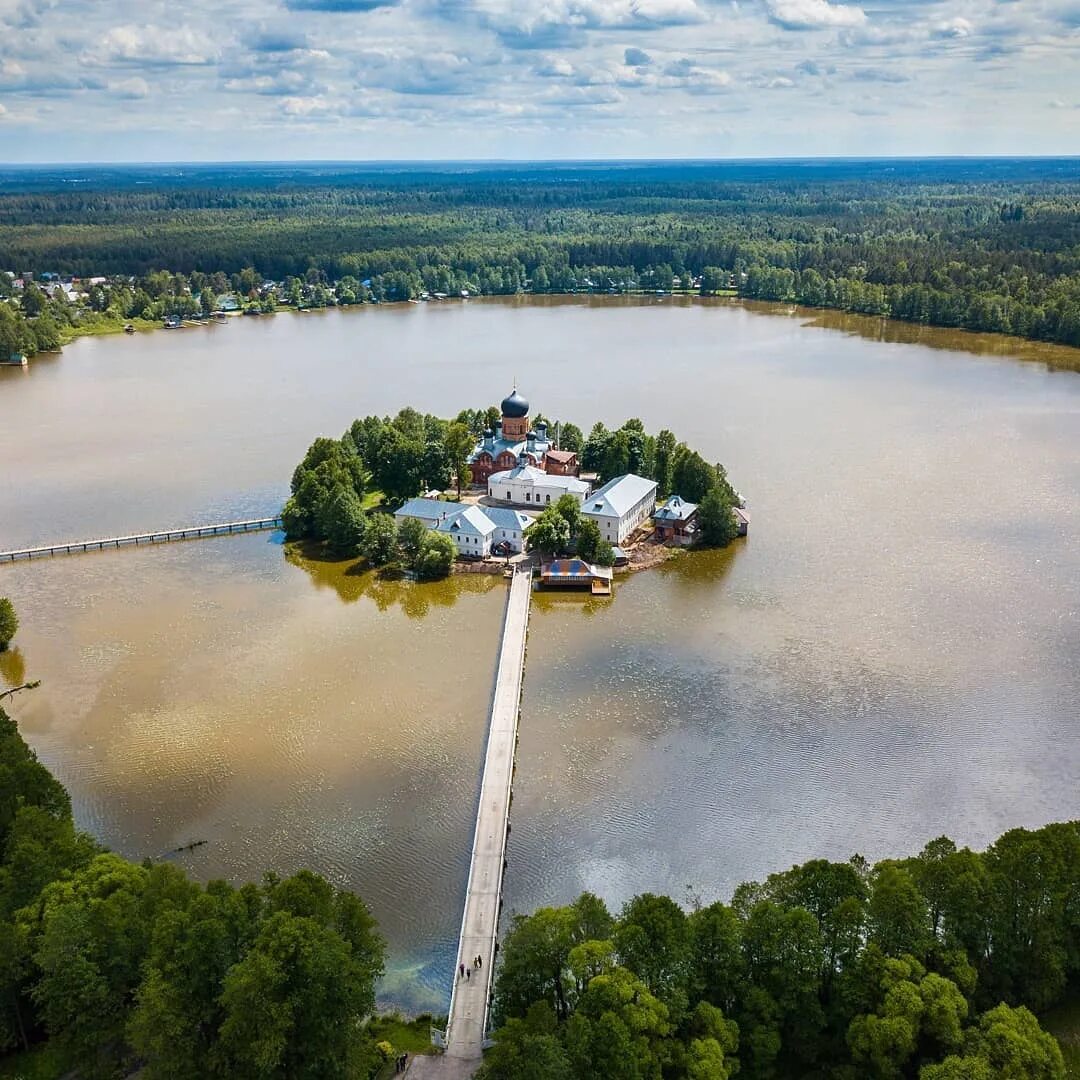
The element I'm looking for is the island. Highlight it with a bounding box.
[283,384,746,589]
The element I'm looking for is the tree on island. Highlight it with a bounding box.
[0,599,16,651]
[559,423,584,453]
[698,490,738,547]
[445,422,475,495]
[575,519,614,566]
[526,509,571,557]
[360,513,399,567]
[414,532,458,581]
[396,516,428,561]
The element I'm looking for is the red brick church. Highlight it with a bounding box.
[469,386,579,484]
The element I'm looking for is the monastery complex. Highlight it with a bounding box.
[395,385,743,567]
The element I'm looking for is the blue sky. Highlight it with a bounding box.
[0,0,1077,160]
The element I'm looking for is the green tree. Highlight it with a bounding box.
[559,422,583,452]
[397,516,428,560]
[414,532,457,580]
[920,1004,1065,1080]
[20,283,45,317]
[127,882,253,1080]
[614,893,692,1004]
[477,1006,573,1080]
[600,430,631,484]
[217,910,380,1080]
[0,598,17,651]
[698,490,738,547]
[376,427,425,505]
[0,707,71,852]
[672,448,718,503]
[525,508,571,556]
[575,517,615,564]
[494,907,576,1023]
[320,486,367,555]
[360,513,399,567]
[553,494,581,538]
[445,422,476,495]
[23,855,197,1078]
[653,429,677,497]
[869,864,930,961]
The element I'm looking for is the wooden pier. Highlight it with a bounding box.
[0,516,283,562]
[427,566,532,1074]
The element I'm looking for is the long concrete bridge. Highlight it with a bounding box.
[0,516,283,562]
[414,565,533,1078]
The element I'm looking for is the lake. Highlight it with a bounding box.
[2,296,1078,1010]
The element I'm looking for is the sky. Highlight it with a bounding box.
[0,0,1077,161]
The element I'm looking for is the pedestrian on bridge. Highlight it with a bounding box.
[466,967,471,981]
[459,962,464,979]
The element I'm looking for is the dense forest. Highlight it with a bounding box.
[0,701,389,1079]
[481,821,1079,1080]
[2,159,1080,348]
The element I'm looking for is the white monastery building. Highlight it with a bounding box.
[582,473,659,545]
[487,464,590,507]
[394,499,533,556]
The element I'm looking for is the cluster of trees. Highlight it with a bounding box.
[481,820,1078,1080]
[0,597,16,650]
[525,495,615,565]
[281,430,457,580]
[580,419,741,547]
[3,159,1080,346]
[0,704,386,1079]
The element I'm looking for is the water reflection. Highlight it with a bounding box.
[0,646,27,689]
[284,544,501,615]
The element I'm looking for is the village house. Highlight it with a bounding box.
[544,449,580,476]
[582,473,658,545]
[476,506,533,555]
[653,495,699,546]
[487,463,590,507]
[394,500,533,557]
[436,505,496,558]
[394,497,457,530]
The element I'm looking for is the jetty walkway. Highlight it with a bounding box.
[0,516,283,562]
[423,565,532,1076]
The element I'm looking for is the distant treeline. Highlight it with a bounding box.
[2,159,1080,347]
[481,821,1079,1080]
[0,704,387,1079]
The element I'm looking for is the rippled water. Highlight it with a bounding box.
[2,297,1079,1009]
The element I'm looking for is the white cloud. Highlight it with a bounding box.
[536,56,577,77]
[932,16,973,39]
[89,25,219,67]
[436,0,708,49]
[108,76,149,98]
[764,0,866,30]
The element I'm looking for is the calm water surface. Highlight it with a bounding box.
[2,297,1078,1008]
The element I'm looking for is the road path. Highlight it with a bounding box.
[441,567,532,1069]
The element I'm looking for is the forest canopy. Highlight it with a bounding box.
[2,158,1080,348]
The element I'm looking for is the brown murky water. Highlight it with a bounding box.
[2,297,1078,1009]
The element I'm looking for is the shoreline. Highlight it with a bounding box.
[21,292,1080,376]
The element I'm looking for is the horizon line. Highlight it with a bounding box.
[3,154,1080,169]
